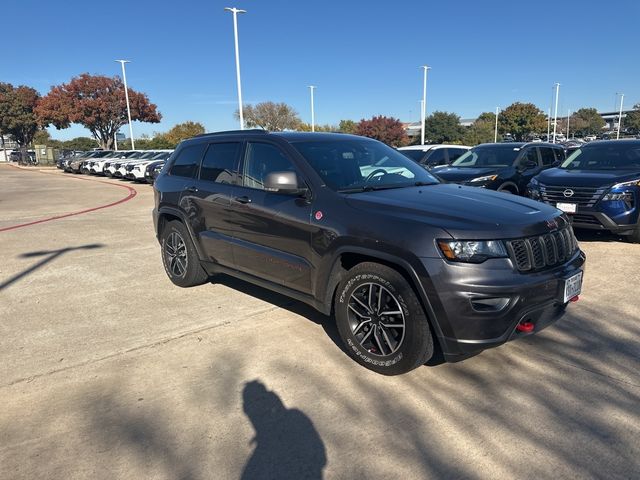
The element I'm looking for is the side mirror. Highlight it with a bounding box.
[264,171,307,195]
[552,160,561,167]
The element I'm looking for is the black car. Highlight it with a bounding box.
[153,131,585,375]
[528,140,640,242]
[434,143,565,195]
[144,160,167,184]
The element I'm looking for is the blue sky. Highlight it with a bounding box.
[2,0,638,140]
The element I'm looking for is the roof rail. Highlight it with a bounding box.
[194,129,268,138]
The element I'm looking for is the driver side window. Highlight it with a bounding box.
[242,142,298,190]
[517,148,539,167]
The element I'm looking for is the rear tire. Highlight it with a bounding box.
[334,262,433,375]
[160,220,208,287]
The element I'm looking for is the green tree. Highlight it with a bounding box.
[164,121,205,145]
[0,83,40,147]
[36,73,161,149]
[61,137,99,150]
[424,111,464,143]
[32,129,52,146]
[624,104,640,134]
[570,108,606,136]
[338,119,357,134]
[135,134,174,150]
[498,102,547,141]
[463,112,497,145]
[236,102,301,131]
[355,115,408,147]
[297,122,336,132]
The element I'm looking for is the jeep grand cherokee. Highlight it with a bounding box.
[153,130,585,375]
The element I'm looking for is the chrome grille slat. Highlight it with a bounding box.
[507,226,578,272]
[539,183,606,207]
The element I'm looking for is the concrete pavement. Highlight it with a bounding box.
[1,165,638,479]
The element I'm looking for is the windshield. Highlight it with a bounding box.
[561,143,640,170]
[292,139,439,192]
[451,147,521,168]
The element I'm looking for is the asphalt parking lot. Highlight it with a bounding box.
[1,164,638,479]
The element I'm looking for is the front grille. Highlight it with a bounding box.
[126,164,135,172]
[572,214,602,226]
[506,226,579,272]
[539,184,606,207]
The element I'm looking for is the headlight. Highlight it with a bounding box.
[437,240,507,263]
[609,179,640,190]
[469,175,498,183]
[529,177,539,188]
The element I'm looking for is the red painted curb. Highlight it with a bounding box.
[0,167,139,233]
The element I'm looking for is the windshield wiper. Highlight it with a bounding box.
[338,182,437,193]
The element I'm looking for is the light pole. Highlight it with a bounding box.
[308,85,316,132]
[225,7,246,130]
[552,82,560,144]
[494,107,500,143]
[115,60,135,149]
[420,65,430,145]
[616,92,624,139]
[566,109,570,139]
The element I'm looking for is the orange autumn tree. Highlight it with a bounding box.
[36,73,161,149]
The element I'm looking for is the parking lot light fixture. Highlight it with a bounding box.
[552,82,560,144]
[225,7,246,130]
[420,65,430,145]
[115,60,135,149]
[494,107,499,143]
[616,93,624,139]
[308,86,316,132]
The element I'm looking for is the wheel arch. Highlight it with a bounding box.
[322,247,445,342]
[157,206,206,260]
[497,181,519,194]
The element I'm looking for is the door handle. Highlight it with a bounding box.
[186,186,198,193]
[234,195,252,204]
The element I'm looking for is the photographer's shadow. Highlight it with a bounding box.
[241,380,327,480]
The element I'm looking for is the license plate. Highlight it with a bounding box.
[563,271,583,303]
[556,202,577,213]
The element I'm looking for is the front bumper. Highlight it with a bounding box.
[419,250,586,360]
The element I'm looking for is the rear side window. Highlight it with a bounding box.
[169,143,206,178]
[424,148,446,166]
[242,143,297,190]
[539,147,556,166]
[200,142,241,184]
[553,148,565,162]
[400,150,427,162]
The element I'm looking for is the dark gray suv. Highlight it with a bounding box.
[153,130,585,375]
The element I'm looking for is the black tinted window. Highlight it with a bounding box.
[200,142,240,184]
[424,148,446,165]
[243,143,297,190]
[170,144,206,178]
[540,147,556,166]
[448,148,468,162]
[399,150,427,162]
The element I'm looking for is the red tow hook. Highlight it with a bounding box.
[569,295,580,303]
[516,321,535,333]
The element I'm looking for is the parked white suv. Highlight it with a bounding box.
[397,144,471,168]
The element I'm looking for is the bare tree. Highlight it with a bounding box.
[236,102,301,131]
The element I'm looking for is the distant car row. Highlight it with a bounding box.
[57,149,171,184]
[400,140,640,243]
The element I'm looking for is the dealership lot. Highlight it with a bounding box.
[1,165,638,479]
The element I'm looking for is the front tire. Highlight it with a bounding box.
[334,262,433,375]
[160,220,208,287]
[624,223,640,244]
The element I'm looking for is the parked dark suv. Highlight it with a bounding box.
[153,131,585,375]
[433,143,565,194]
[528,140,640,242]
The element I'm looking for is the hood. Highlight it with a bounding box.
[433,166,502,183]
[345,184,564,239]
[536,168,640,188]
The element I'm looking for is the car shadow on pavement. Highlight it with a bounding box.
[0,244,104,291]
[209,274,346,356]
[573,229,626,243]
[240,380,327,480]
